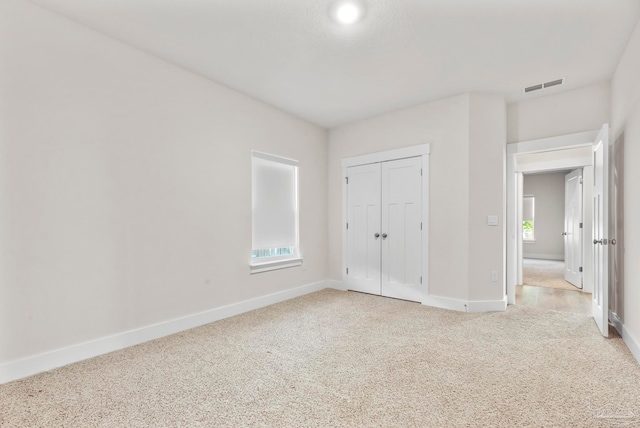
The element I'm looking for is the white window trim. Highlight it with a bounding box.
[250,257,304,274]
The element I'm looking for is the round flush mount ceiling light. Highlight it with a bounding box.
[332,1,364,25]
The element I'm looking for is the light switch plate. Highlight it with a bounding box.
[488,215,498,226]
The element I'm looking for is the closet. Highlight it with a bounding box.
[343,148,427,303]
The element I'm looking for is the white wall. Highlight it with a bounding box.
[611,18,640,362]
[507,83,611,144]
[522,172,567,260]
[328,93,506,307]
[467,93,507,302]
[0,0,328,369]
[329,94,470,301]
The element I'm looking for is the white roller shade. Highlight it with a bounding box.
[523,196,534,222]
[252,152,298,250]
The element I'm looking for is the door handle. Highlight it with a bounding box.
[382,233,388,239]
[374,233,380,239]
[593,239,602,245]
[593,239,609,245]
[611,239,617,246]
[561,232,567,236]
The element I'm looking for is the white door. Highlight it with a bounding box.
[564,169,583,288]
[592,124,609,337]
[345,157,424,302]
[381,157,423,301]
[346,163,381,295]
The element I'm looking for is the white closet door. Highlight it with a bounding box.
[381,157,423,302]
[346,163,381,295]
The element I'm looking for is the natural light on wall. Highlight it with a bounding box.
[250,151,302,274]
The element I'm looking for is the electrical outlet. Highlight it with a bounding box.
[490,271,499,282]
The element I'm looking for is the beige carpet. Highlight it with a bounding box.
[1,289,639,427]
[523,258,581,291]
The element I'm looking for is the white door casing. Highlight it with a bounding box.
[592,124,609,337]
[381,157,423,302]
[564,169,583,288]
[346,163,381,295]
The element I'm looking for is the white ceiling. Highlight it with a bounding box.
[29,0,640,128]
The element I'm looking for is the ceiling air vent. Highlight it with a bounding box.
[544,78,563,88]
[524,78,564,94]
[524,84,543,93]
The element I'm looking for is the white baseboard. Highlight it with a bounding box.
[467,296,508,313]
[0,280,328,385]
[326,279,347,291]
[609,311,640,366]
[422,295,507,313]
[523,253,564,261]
[423,295,468,312]
[621,324,640,366]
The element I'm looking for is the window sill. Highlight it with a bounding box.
[250,257,303,274]
[523,240,536,244]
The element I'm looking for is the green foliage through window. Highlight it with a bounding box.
[252,247,295,259]
[523,221,534,240]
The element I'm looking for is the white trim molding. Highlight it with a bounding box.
[250,257,303,274]
[0,281,328,385]
[610,311,640,366]
[506,130,598,156]
[326,280,348,291]
[622,325,640,366]
[467,297,508,313]
[341,143,431,168]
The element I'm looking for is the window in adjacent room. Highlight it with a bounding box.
[523,195,535,241]
[250,151,302,273]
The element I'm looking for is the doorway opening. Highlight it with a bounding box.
[508,125,610,336]
[518,168,592,314]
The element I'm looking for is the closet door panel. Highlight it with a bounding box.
[346,163,381,295]
[381,157,423,302]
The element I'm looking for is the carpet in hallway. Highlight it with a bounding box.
[523,258,581,291]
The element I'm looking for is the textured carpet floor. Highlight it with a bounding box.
[1,289,639,427]
[523,258,581,291]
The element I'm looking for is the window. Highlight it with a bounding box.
[523,195,535,241]
[250,151,302,273]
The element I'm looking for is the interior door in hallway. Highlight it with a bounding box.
[346,163,381,295]
[564,169,583,288]
[381,157,423,302]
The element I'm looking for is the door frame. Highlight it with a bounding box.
[507,130,598,305]
[342,144,430,303]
